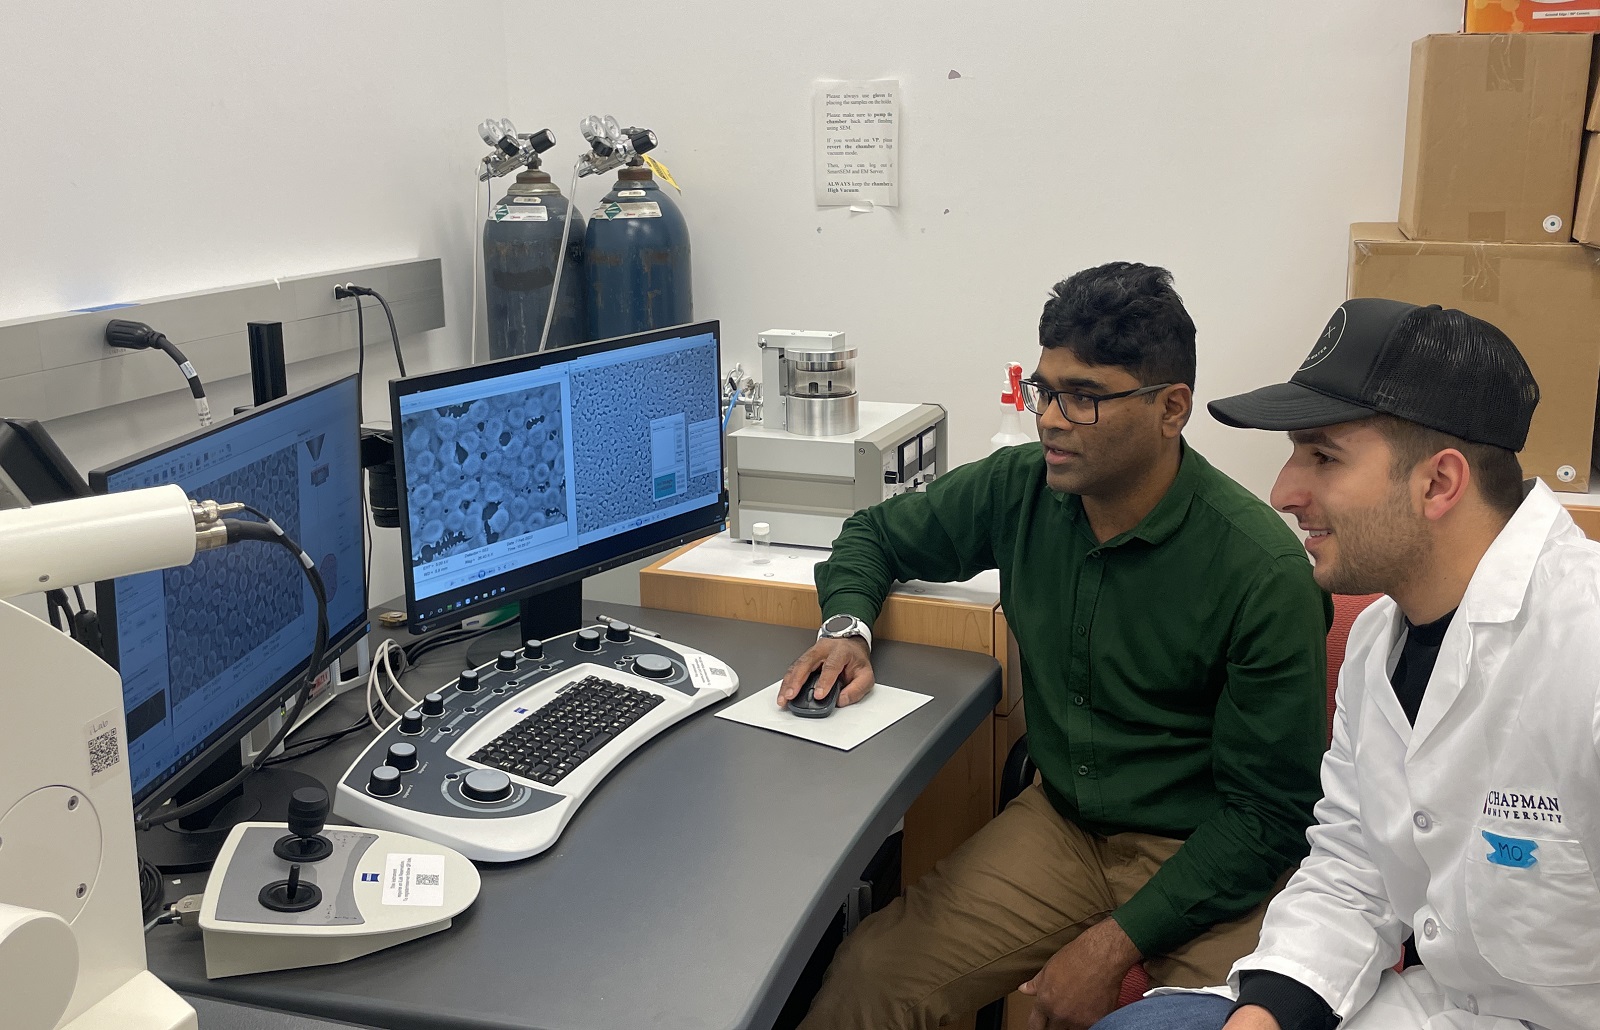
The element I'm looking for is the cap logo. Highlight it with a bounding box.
[1299,306,1347,372]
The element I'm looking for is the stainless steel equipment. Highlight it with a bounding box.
[726,330,946,548]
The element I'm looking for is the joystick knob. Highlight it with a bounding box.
[575,628,602,652]
[605,621,631,643]
[386,742,419,771]
[461,768,513,803]
[633,654,674,679]
[273,786,335,862]
[497,650,519,671]
[399,709,424,735]
[368,766,402,797]
[259,862,322,913]
[523,638,544,660]
[458,669,481,692]
[421,692,445,717]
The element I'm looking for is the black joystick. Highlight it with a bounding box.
[458,668,481,692]
[496,650,519,671]
[259,862,323,913]
[273,786,334,862]
[605,621,631,643]
[575,628,602,652]
[523,638,544,660]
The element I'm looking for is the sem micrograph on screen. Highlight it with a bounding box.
[402,383,569,565]
[163,447,304,706]
[570,344,720,535]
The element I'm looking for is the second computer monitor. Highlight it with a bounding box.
[391,321,726,635]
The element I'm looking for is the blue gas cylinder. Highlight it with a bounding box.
[583,164,691,339]
[483,168,586,358]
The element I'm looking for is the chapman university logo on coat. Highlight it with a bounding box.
[1298,305,1347,371]
[1482,788,1563,824]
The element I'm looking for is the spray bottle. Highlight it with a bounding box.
[990,362,1032,452]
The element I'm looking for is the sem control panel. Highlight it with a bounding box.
[333,623,739,862]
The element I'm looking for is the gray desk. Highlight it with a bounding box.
[148,603,1000,1030]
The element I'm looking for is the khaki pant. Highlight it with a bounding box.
[799,784,1279,1030]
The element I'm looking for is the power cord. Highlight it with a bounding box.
[104,319,212,427]
[134,507,328,830]
[335,284,406,377]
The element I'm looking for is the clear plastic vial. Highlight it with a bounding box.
[751,522,772,565]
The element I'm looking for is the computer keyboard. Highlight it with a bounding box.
[333,624,740,862]
[469,675,664,787]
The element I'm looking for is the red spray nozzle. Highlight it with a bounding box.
[1000,363,1025,410]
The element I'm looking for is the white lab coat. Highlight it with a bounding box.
[1226,481,1600,1030]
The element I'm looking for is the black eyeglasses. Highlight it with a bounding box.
[1018,380,1174,426]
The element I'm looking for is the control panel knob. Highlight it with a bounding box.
[421,692,445,717]
[633,654,674,679]
[369,766,402,797]
[575,628,602,651]
[399,709,424,735]
[461,768,513,803]
[386,742,419,771]
[497,650,519,671]
[605,621,631,643]
[458,668,481,692]
[523,638,544,660]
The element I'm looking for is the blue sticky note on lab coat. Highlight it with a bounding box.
[1483,830,1539,868]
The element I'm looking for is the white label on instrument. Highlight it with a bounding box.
[382,853,445,906]
[84,709,123,785]
[591,201,662,220]
[688,655,715,692]
[616,189,647,197]
[499,208,549,221]
[511,197,543,204]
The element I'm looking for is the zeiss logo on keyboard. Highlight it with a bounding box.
[515,707,529,714]
[361,873,380,882]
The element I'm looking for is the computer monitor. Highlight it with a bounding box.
[90,375,368,855]
[392,321,726,638]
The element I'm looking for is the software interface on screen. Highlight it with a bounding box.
[98,378,366,803]
[396,329,721,620]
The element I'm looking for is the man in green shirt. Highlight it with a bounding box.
[788,262,1331,1030]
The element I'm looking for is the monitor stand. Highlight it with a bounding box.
[137,748,323,873]
[517,580,584,641]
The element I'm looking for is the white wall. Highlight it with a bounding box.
[0,1,1468,615]
[505,0,1462,503]
[0,0,508,607]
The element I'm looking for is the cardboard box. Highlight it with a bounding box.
[1577,132,1600,243]
[1348,222,1600,491]
[1399,33,1589,243]
[1467,1,1600,33]
[1590,35,1600,130]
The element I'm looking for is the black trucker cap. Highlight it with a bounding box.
[1208,298,1540,452]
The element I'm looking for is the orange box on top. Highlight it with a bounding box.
[1467,0,1600,32]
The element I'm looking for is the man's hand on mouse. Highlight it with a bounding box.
[778,637,874,709]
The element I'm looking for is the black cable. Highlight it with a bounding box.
[139,858,164,922]
[344,286,406,377]
[72,584,87,611]
[135,510,328,830]
[104,319,212,426]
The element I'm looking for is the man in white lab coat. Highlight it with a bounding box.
[1093,298,1600,1030]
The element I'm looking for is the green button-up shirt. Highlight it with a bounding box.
[816,441,1330,957]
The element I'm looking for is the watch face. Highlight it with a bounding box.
[824,614,855,634]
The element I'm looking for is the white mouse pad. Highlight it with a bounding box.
[715,681,933,750]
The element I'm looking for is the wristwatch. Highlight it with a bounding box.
[818,613,873,650]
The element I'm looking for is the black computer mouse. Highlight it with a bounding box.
[788,667,839,719]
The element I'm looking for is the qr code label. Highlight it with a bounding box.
[415,873,441,886]
[83,711,123,784]
[89,730,120,774]
[383,853,445,906]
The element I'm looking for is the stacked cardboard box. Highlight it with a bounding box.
[1351,32,1600,490]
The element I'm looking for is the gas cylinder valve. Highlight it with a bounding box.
[577,115,657,178]
[478,118,557,181]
